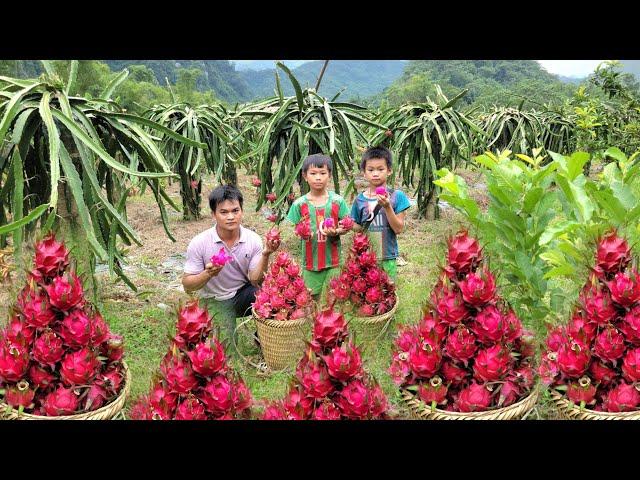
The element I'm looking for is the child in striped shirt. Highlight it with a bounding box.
[286,154,350,299]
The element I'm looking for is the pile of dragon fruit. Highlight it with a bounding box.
[389,230,536,412]
[252,251,314,321]
[261,308,389,419]
[0,234,125,416]
[539,231,640,412]
[328,232,397,316]
[130,300,251,419]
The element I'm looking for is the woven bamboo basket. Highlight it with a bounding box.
[401,386,538,420]
[349,293,399,343]
[253,308,312,371]
[550,389,640,420]
[0,361,131,420]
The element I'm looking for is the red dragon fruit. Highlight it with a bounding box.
[432,286,469,324]
[17,287,56,329]
[42,385,80,416]
[472,305,506,344]
[589,361,617,386]
[545,326,565,352]
[294,216,312,240]
[444,326,477,364]
[29,364,56,390]
[594,326,626,362]
[538,352,560,386]
[418,313,448,342]
[265,192,277,203]
[265,227,281,245]
[210,247,232,267]
[84,383,108,411]
[187,339,226,377]
[4,380,35,409]
[557,339,591,378]
[497,381,520,407]
[336,380,372,419]
[375,186,387,196]
[567,376,597,406]
[89,312,110,346]
[175,397,208,420]
[408,339,442,379]
[58,309,92,348]
[45,272,84,311]
[32,330,65,366]
[297,358,334,398]
[473,345,511,382]
[458,268,496,306]
[324,342,363,382]
[4,316,34,346]
[418,376,448,406]
[148,381,178,416]
[456,382,492,412]
[282,387,314,419]
[446,230,482,275]
[602,383,640,412]
[579,285,617,325]
[60,348,101,385]
[566,314,597,344]
[161,353,199,394]
[608,270,640,307]
[33,234,70,279]
[232,379,252,414]
[313,401,342,420]
[199,375,234,415]
[0,343,29,382]
[620,306,640,344]
[312,308,347,350]
[338,216,355,231]
[251,177,261,187]
[596,231,631,274]
[503,310,523,343]
[99,367,123,396]
[621,348,640,382]
[176,301,211,345]
[389,351,412,386]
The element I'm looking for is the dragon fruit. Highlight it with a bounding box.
[187,339,226,377]
[621,348,640,382]
[322,217,335,229]
[566,315,597,344]
[282,387,314,419]
[596,231,631,274]
[175,396,208,420]
[29,365,56,390]
[84,383,108,411]
[602,383,640,412]
[42,385,80,416]
[176,301,211,345]
[336,380,372,418]
[579,285,617,325]
[608,270,640,307]
[45,272,84,311]
[338,216,355,230]
[0,343,29,382]
[210,247,232,267]
[251,177,261,187]
[621,306,640,344]
[33,234,70,280]
[32,330,65,366]
[375,186,387,196]
[589,361,616,386]
[265,227,281,245]
[60,348,101,385]
[313,401,342,420]
[390,230,535,413]
[311,308,347,350]
[297,359,334,398]
[446,230,482,275]
[593,326,625,362]
[4,316,34,346]
[17,288,56,329]
[324,342,363,382]
[294,216,312,240]
[265,192,277,203]
[567,376,597,406]
[58,309,92,348]
[4,380,35,409]
[557,340,590,378]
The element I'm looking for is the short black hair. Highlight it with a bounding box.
[209,184,243,212]
[302,154,333,175]
[361,146,392,170]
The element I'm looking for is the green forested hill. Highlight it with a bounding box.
[379,60,578,108]
[240,60,407,101]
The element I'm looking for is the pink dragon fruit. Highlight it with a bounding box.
[58,309,92,348]
[622,348,640,382]
[567,376,597,406]
[389,351,412,386]
[336,380,371,419]
[458,268,496,306]
[408,339,442,379]
[282,387,314,419]
[538,352,560,386]
[149,381,178,416]
[42,385,79,416]
[594,326,626,362]
[621,306,640,344]
[323,342,363,382]
[322,217,335,229]
[579,285,617,325]
[294,217,312,240]
[338,216,355,230]
[265,192,277,203]
[60,348,101,385]
[33,233,70,279]
[473,345,511,382]
[497,381,520,407]
[312,308,348,350]
[312,401,342,420]
[187,339,227,377]
[17,288,56,329]
[232,379,252,413]
[557,339,591,378]
[4,316,34,346]
[431,287,469,324]
[251,177,261,187]
[199,375,234,415]
[32,330,65,366]
[418,376,448,406]
[596,231,631,274]
[28,364,56,390]
[589,361,617,386]
[0,343,29,382]
[602,382,640,412]
[440,361,470,386]
[265,227,281,244]
[472,305,507,344]
[418,313,448,342]
[375,186,387,196]
[446,230,482,275]
[444,326,477,364]
[4,380,35,409]
[210,247,232,267]
[161,353,199,394]
[285,262,300,277]
[456,382,492,412]
[175,397,208,420]
[84,383,108,411]
[45,272,85,311]
[545,326,566,352]
[608,270,640,307]
[297,359,334,399]
[176,301,211,345]
[566,314,597,344]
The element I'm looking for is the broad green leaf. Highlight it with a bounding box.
[39,91,61,207]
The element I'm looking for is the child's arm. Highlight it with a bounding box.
[377,192,409,234]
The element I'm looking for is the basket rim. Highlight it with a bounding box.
[349,292,399,324]
[0,361,131,420]
[401,385,539,419]
[252,307,313,327]
[549,388,640,418]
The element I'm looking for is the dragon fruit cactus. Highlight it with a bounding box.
[389,229,535,413]
[130,300,252,420]
[252,251,313,322]
[261,307,389,420]
[328,233,397,316]
[540,230,640,412]
[0,234,127,416]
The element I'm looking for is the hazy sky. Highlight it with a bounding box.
[537,60,605,77]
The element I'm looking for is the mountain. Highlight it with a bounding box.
[232,60,311,71]
[558,75,585,85]
[380,60,578,108]
[104,60,252,103]
[240,60,407,101]
[620,60,640,79]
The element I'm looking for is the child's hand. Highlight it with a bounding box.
[324,226,339,237]
[377,193,391,209]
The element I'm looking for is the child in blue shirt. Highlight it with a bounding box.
[350,146,411,280]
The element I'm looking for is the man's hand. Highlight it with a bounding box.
[204,262,224,278]
[263,235,281,255]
